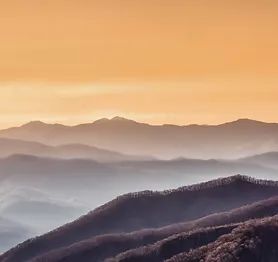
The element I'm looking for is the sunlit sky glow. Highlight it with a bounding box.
[0,0,278,128]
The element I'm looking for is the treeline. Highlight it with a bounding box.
[31,197,278,262]
[106,225,237,262]
[98,175,278,203]
[2,175,278,262]
[168,216,278,262]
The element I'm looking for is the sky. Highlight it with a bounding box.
[0,0,278,128]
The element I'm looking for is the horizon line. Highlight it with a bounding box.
[2,116,277,130]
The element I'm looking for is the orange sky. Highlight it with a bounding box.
[0,0,278,127]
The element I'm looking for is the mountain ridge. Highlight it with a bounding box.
[28,196,278,262]
[0,137,151,162]
[1,117,278,159]
[4,117,276,130]
[2,175,278,262]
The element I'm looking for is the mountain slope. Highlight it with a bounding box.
[1,118,278,159]
[30,197,278,262]
[0,154,277,256]
[167,215,278,262]
[2,175,278,262]
[107,225,238,262]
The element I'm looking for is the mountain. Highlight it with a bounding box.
[108,224,238,262]
[1,117,278,159]
[167,216,278,262]
[0,154,277,255]
[240,151,278,169]
[0,154,277,208]
[0,137,150,162]
[2,175,278,262]
[28,197,278,262]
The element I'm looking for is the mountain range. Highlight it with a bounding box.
[0,152,278,208]
[0,137,150,162]
[0,150,277,252]
[2,175,278,262]
[1,117,278,159]
[1,117,278,259]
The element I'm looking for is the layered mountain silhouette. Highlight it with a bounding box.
[1,118,278,159]
[240,151,278,170]
[0,152,278,254]
[0,138,150,162]
[0,153,277,210]
[1,153,278,176]
[1,117,278,260]
[2,175,278,262]
[29,197,278,262]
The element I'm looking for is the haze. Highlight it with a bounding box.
[0,0,278,128]
[1,1,278,258]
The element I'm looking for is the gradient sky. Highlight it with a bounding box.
[0,0,278,128]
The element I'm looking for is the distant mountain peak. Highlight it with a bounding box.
[221,118,268,127]
[93,116,138,125]
[22,121,48,128]
[111,116,130,121]
[92,118,110,124]
[235,118,261,123]
[111,116,139,124]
